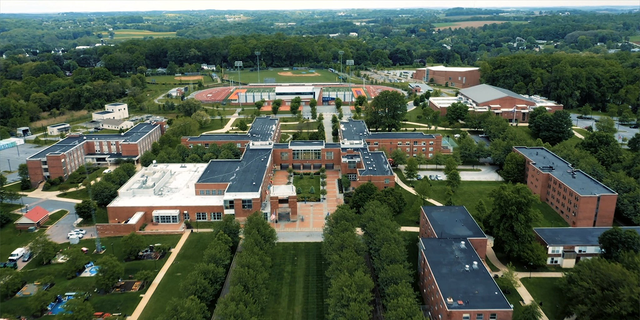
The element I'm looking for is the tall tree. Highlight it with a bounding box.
[389,148,407,166]
[30,234,58,266]
[95,255,124,291]
[596,116,617,134]
[290,96,301,116]
[598,228,640,262]
[161,296,211,320]
[61,299,95,320]
[488,184,542,265]
[445,169,461,192]
[404,157,419,180]
[501,152,526,183]
[578,131,622,168]
[350,182,379,214]
[121,232,144,260]
[561,258,640,320]
[365,90,407,132]
[446,102,469,123]
[272,99,282,115]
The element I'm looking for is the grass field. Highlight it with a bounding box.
[280,121,320,131]
[148,74,215,85]
[394,184,428,226]
[112,29,176,41]
[433,20,527,30]
[532,202,569,228]
[58,188,91,201]
[494,277,524,316]
[139,233,211,320]
[222,68,339,84]
[629,34,640,43]
[521,278,566,320]
[0,213,41,261]
[265,243,327,320]
[293,175,321,200]
[43,210,69,226]
[1,234,182,318]
[2,182,35,193]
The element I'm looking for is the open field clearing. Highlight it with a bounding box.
[113,29,176,40]
[434,20,527,30]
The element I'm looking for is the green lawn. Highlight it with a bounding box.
[293,175,321,200]
[265,243,327,320]
[485,258,500,272]
[77,207,109,226]
[196,119,226,134]
[630,35,640,42]
[222,68,338,84]
[43,210,69,226]
[521,278,566,320]
[394,185,427,226]
[2,182,35,193]
[573,128,589,137]
[532,202,569,228]
[0,213,41,261]
[429,180,503,216]
[139,233,210,320]
[0,203,22,213]
[58,188,91,201]
[280,121,320,131]
[1,234,181,318]
[494,277,524,316]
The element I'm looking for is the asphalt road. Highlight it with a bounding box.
[0,143,48,183]
[11,197,96,244]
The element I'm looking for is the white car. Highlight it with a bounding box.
[68,232,84,239]
[73,229,87,236]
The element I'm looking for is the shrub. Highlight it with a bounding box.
[309,186,315,194]
[320,173,327,180]
[42,182,52,191]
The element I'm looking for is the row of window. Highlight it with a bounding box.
[372,141,435,146]
[223,199,253,210]
[199,190,225,195]
[280,151,334,160]
[182,212,223,221]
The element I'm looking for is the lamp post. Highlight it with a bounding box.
[255,51,261,83]
[346,60,354,103]
[111,242,114,256]
[338,51,344,82]
[529,262,533,278]
[235,61,243,109]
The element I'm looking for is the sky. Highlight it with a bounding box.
[1,0,638,14]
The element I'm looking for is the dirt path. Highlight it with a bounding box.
[129,231,190,320]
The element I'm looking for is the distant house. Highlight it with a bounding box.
[15,206,50,230]
[47,123,71,136]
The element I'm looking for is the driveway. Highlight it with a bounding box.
[11,197,96,244]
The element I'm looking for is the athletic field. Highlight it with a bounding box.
[112,29,177,41]
[223,68,338,84]
[148,74,216,85]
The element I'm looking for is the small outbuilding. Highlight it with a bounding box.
[15,206,50,230]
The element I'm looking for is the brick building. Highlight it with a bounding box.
[514,147,618,227]
[26,122,163,187]
[534,227,640,268]
[429,84,563,123]
[413,66,481,88]
[419,206,512,320]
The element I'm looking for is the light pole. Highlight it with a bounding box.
[346,60,354,103]
[235,61,243,109]
[255,51,261,84]
[111,242,114,256]
[338,51,344,82]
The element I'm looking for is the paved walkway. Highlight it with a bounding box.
[202,109,240,133]
[129,231,190,320]
[572,128,585,139]
[393,173,443,206]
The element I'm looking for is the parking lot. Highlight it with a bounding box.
[0,143,47,183]
[570,114,639,142]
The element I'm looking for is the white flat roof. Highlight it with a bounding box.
[108,163,225,208]
[271,185,296,197]
[275,86,315,93]
[426,66,479,72]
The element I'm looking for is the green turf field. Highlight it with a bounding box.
[222,68,339,84]
[265,243,327,320]
[112,29,176,41]
[147,74,215,85]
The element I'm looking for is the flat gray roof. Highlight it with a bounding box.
[29,123,159,159]
[247,117,278,141]
[534,227,640,246]
[514,147,616,196]
[369,132,437,139]
[421,238,512,311]
[354,148,393,176]
[48,123,70,128]
[340,119,369,141]
[422,206,486,239]
[197,146,272,193]
[460,84,535,104]
[94,110,113,115]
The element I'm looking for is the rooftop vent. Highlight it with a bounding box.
[465,265,470,271]
[460,241,466,249]
[472,261,479,269]
[446,297,454,305]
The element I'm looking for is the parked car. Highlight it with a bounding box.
[8,248,26,261]
[103,169,112,174]
[68,232,84,239]
[416,174,422,180]
[22,251,32,262]
[1,261,18,269]
[73,229,87,236]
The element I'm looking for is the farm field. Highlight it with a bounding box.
[112,29,176,41]
[433,20,527,30]
[222,68,339,84]
[630,34,640,44]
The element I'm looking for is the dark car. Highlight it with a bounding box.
[22,251,32,262]
[42,282,55,291]
[631,124,639,129]
[1,261,18,269]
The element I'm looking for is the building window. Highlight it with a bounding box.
[406,148,410,152]
[199,190,205,195]
[236,143,241,148]
[429,147,434,151]
[348,174,357,181]
[348,162,357,169]
[413,141,418,145]
[385,179,390,184]
[211,212,222,221]
[413,148,417,152]
[429,141,434,145]
[218,190,224,195]
[422,141,426,145]
[196,212,207,221]
[154,215,179,224]
[242,199,253,210]
[206,190,211,195]
[463,315,470,320]
[476,314,484,320]
[205,143,210,148]
[224,200,234,210]
[326,151,334,160]
[429,153,433,158]
[549,258,559,264]
[490,314,497,320]
[405,142,410,145]
[293,150,321,160]
[374,142,379,146]
[281,152,289,160]
[422,148,426,152]
[183,212,189,220]
[397,141,402,145]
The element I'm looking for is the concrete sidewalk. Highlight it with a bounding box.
[128,231,190,320]
[393,173,443,206]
